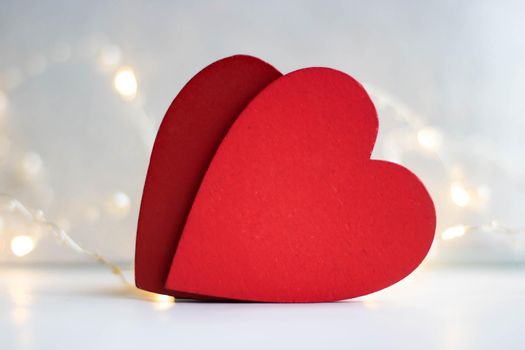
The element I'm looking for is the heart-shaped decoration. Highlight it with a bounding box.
[135,55,281,298]
[135,55,436,302]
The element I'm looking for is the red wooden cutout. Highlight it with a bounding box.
[135,55,282,297]
[164,67,436,302]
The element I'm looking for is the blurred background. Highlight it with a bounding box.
[1,0,524,266]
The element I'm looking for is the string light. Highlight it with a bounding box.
[441,222,525,242]
[0,194,174,303]
[417,127,442,151]
[10,235,35,257]
[450,182,471,207]
[106,191,131,217]
[0,193,133,283]
[152,294,175,310]
[0,40,167,302]
[0,39,156,294]
[365,85,524,255]
[56,218,72,232]
[153,294,174,303]
[442,225,467,240]
[114,67,138,99]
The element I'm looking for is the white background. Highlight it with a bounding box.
[1,0,524,263]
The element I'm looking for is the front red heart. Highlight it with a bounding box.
[161,66,436,302]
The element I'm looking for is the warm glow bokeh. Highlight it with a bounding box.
[113,67,137,99]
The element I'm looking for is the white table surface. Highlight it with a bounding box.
[1,265,524,350]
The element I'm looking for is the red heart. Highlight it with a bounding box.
[135,55,282,298]
[136,56,436,302]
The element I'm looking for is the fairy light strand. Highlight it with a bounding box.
[0,39,176,304]
[365,84,524,244]
[1,195,175,305]
[0,193,132,286]
[442,222,525,241]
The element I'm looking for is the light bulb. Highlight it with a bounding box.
[114,67,137,99]
[107,191,131,217]
[417,127,442,151]
[152,294,175,310]
[442,225,467,240]
[450,182,471,207]
[11,235,35,257]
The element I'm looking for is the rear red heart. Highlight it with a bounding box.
[164,67,436,302]
[135,55,281,297]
